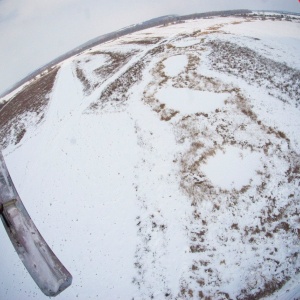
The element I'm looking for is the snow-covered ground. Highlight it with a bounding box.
[0,14,299,299]
[201,146,263,190]
[163,55,188,77]
[156,86,229,114]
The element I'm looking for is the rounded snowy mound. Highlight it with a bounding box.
[1,13,300,299]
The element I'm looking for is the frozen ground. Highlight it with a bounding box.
[0,13,299,300]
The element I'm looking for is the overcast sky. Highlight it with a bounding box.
[0,0,299,96]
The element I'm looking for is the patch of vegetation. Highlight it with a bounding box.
[237,277,290,300]
[208,40,300,107]
[75,66,91,95]
[15,128,26,145]
[94,51,138,78]
[88,44,169,113]
[0,67,60,148]
[76,50,139,95]
[89,60,145,112]
[122,37,162,45]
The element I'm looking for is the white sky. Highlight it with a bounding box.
[0,0,299,95]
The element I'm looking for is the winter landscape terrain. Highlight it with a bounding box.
[0,11,300,299]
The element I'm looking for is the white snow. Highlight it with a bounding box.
[78,54,108,74]
[156,86,229,114]
[163,54,188,77]
[1,60,140,299]
[0,14,299,300]
[201,146,262,190]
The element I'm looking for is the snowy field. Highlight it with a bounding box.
[0,13,300,299]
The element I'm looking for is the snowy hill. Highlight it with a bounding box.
[0,13,300,299]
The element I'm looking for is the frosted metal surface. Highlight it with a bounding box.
[0,152,72,296]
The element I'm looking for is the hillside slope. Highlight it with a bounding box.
[0,13,300,299]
